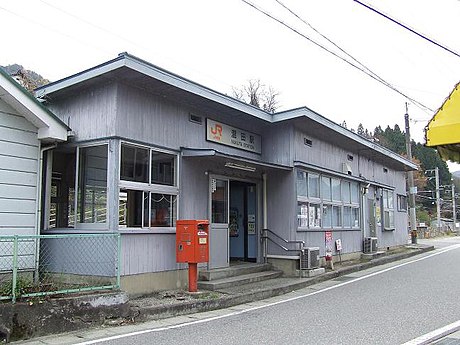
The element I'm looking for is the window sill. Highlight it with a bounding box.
[41,228,111,234]
[383,227,395,231]
[118,228,176,234]
[296,228,361,232]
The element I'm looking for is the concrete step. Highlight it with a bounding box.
[197,270,283,291]
[199,263,273,281]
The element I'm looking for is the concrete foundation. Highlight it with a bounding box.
[121,269,188,297]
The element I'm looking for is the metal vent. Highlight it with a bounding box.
[300,247,320,270]
[363,237,378,254]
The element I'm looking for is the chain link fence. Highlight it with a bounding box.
[0,233,121,303]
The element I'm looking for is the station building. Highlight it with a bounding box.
[33,53,417,294]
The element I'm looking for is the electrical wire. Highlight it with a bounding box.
[240,0,434,113]
[353,0,460,60]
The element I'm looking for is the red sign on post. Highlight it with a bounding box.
[325,231,333,251]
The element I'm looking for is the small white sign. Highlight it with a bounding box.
[335,239,342,251]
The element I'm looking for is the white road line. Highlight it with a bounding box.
[401,319,460,345]
[74,244,460,345]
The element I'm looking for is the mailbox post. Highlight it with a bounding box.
[176,220,209,292]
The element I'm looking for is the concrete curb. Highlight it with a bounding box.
[0,292,130,343]
[135,245,435,321]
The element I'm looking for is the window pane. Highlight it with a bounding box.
[296,171,307,197]
[151,193,176,227]
[343,206,352,228]
[332,178,341,201]
[383,190,389,208]
[212,179,228,223]
[351,182,359,204]
[342,181,351,203]
[119,189,143,227]
[332,206,342,227]
[121,145,149,182]
[308,173,320,198]
[298,202,308,227]
[388,191,394,209]
[321,177,331,201]
[151,152,175,186]
[323,204,332,228]
[398,195,407,211]
[309,203,322,228]
[352,207,359,228]
[77,145,108,224]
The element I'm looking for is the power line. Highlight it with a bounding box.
[353,0,460,60]
[240,0,434,113]
[0,5,112,55]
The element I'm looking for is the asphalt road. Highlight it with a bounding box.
[22,237,460,345]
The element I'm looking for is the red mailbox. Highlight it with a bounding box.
[176,220,209,292]
[176,220,209,263]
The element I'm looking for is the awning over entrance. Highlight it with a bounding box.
[425,82,460,163]
[181,148,292,172]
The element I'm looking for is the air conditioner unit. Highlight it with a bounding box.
[363,237,378,254]
[300,247,320,270]
[342,162,353,175]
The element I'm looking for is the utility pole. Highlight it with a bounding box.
[452,184,457,232]
[404,103,417,244]
[435,167,441,232]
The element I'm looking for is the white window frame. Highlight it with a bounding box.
[118,141,179,231]
[75,141,110,230]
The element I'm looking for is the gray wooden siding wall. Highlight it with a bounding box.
[115,83,290,165]
[266,169,296,242]
[0,99,39,236]
[293,127,409,250]
[48,82,118,142]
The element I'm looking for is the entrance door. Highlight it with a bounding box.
[210,178,229,269]
[229,181,257,262]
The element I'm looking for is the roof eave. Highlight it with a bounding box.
[273,107,418,171]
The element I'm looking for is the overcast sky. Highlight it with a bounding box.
[2,0,460,170]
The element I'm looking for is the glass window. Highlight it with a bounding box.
[332,178,341,201]
[151,152,175,186]
[351,182,359,204]
[120,144,149,183]
[119,189,143,227]
[388,191,394,209]
[332,205,342,227]
[212,179,228,224]
[151,193,176,227]
[77,145,108,224]
[321,176,331,201]
[309,203,321,228]
[382,189,395,229]
[352,207,360,228]
[342,181,351,203]
[322,204,332,228]
[296,171,307,198]
[397,194,408,211]
[343,206,352,228]
[384,210,395,228]
[295,169,360,231]
[308,173,320,198]
[297,202,308,227]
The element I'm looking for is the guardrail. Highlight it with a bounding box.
[0,233,121,303]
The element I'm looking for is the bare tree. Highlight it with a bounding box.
[232,79,280,113]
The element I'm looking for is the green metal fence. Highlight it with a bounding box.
[0,233,121,303]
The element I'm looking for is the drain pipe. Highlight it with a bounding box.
[262,173,268,263]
